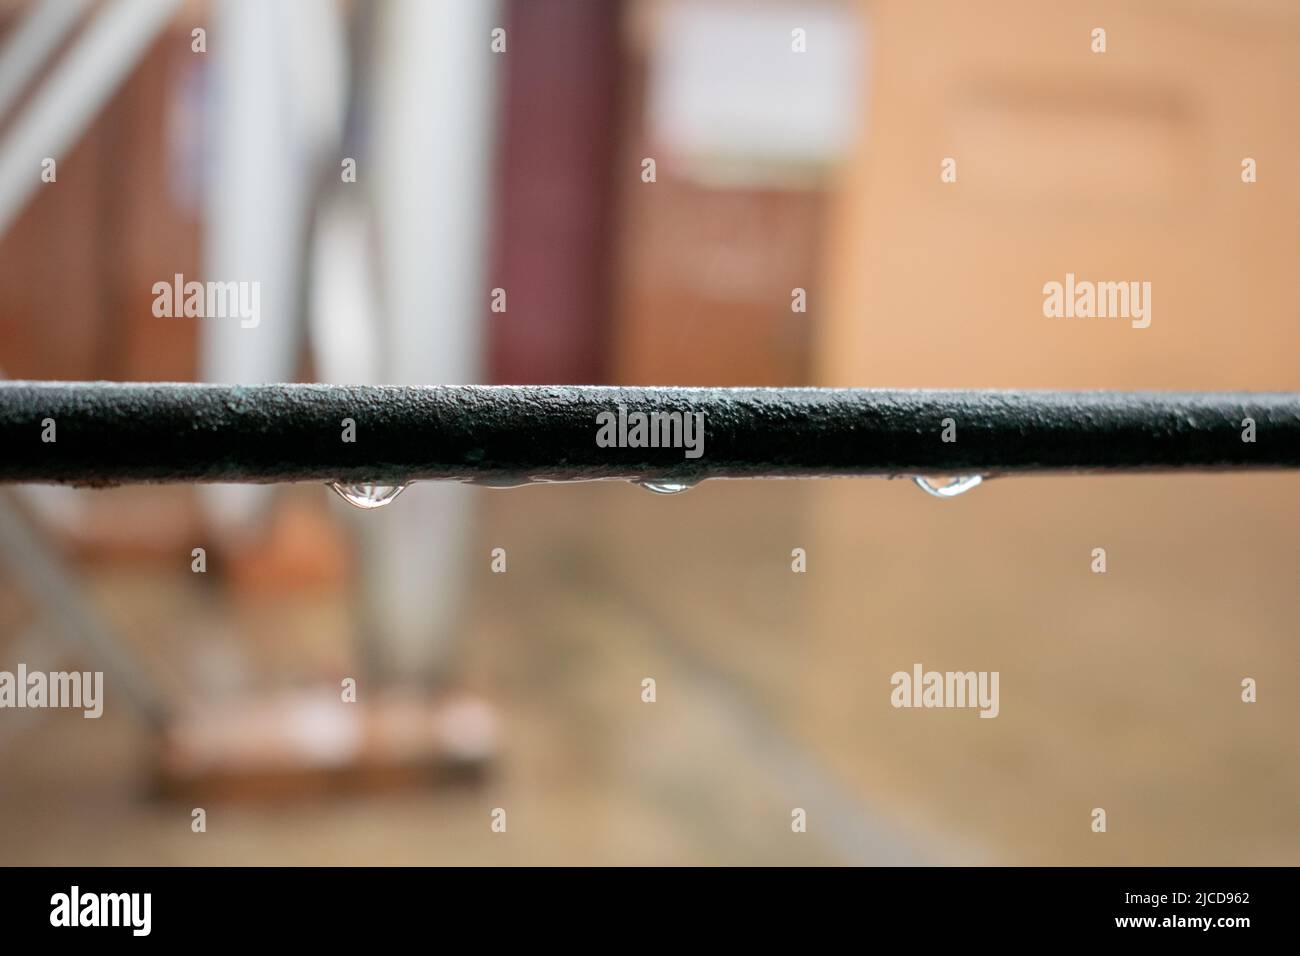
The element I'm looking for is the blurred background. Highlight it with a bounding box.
[1,0,1298,865]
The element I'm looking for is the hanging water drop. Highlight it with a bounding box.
[330,482,409,509]
[913,475,983,498]
[637,481,694,495]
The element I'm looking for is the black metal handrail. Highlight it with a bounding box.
[2,381,1298,486]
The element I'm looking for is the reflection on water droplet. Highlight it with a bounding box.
[330,482,409,509]
[637,481,694,495]
[913,475,983,498]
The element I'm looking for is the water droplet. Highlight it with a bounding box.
[330,482,409,509]
[637,481,694,495]
[913,475,983,498]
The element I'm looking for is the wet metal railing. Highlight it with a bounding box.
[1,381,1298,488]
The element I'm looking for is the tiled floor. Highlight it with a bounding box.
[1,474,1297,864]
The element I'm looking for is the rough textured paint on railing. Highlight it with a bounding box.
[1,381,1298,486]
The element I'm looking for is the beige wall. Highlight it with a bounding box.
[819,0,1300,390]
[802,0,1300,863]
